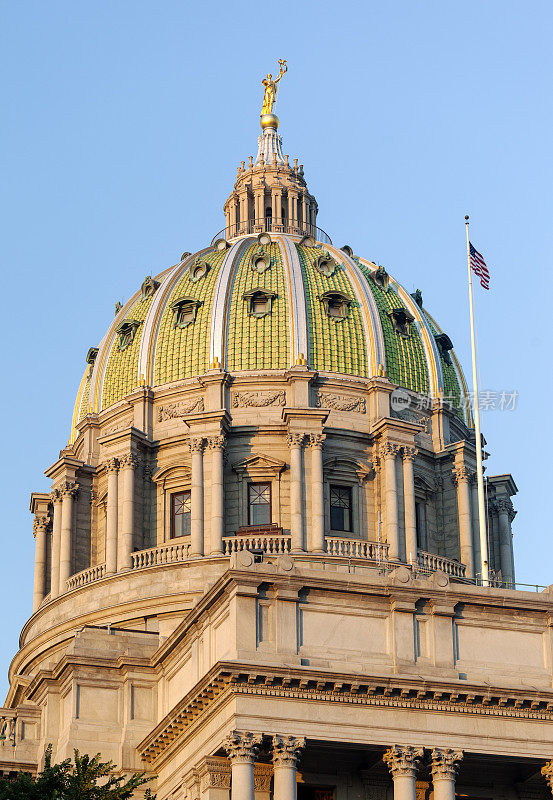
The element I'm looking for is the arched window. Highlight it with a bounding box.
[265,207,272,230]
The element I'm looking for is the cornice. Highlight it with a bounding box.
[138,661,553,767]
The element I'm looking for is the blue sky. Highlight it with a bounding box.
[1,1,552,698]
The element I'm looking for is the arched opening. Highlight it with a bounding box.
[265,206,272,231]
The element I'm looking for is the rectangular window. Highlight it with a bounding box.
[415,501,427,550]
[330,485,352,532]
[248,482,271,526]
[171,491,191,538]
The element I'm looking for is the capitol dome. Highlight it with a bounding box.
[71,121,469,437]
[3,84,526,800]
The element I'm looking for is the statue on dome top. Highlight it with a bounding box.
[261,59,287,116]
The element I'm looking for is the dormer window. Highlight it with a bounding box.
[141,275,160,299]
[315,252,337,277]
[320,291,352,321]
[116,320,141,351]
[170,297,202,328]
[243,289,276,318]
[388,307,415,338]
[251,246,271,274]
[372,265,390,291]
[188,259,210,283]
[435,332,454,365]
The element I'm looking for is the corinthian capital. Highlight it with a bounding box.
[307,433,326,449]
[49,488,61,504]
[541,761,553,792]
[452,465,472,486]
[272,734,306,767]
[379,442,401,461]
[383,745,424,778]
[33,514,51,536]
[205,434,225,451]
[402,446,418,462]
[188,437,204,453]
[222,731,263,764]
[287,433,304,448]
[496,497,513,515]
[105,457,119,473]
[430,748,463,780]
[59,481,78,499]
[119,453,140,470]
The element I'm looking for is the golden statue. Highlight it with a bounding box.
[261,60,287,116]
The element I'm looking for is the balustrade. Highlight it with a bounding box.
[66,563,106,590]
[325,537,389,561]
[131,541,190,569]
[223,531,291,555]
[417,550,466,578]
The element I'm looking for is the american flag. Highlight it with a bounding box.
[469,242,490,290]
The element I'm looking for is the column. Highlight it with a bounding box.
[105,458,119,575]
[274,190,283,228]
[223,731,263,800]
[229,197,238,235]
[430,749,463,800]
[379,443,400,560]
[207,435,225,555]
[453,466,474,579]
[272,735,305,800]
[239,192,248,232]
[497,498,514,586]
[288,434,304,552]
[119,454,138,571]
[541,761,553,794]
[32,513,51,611]
[50,490,62,599]
[469,476,481,578]
[288,191,296,229]
[402,447,418,564]
[189,437,204,557]
[302,193,308,233]
[59,482,78,592]
[308,434,325,553]
[254,189,264,227]
[383,745,424,800]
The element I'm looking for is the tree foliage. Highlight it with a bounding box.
[0,745,155,799]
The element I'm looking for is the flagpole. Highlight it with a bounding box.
[465,215,489,585]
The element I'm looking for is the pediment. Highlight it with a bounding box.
[232,453,287,476]
[152,463,192,484]
[324,456,374,481]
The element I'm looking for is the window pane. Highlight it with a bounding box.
[248,483,271,525]
[172,491,191,538]
[330,485,352,531]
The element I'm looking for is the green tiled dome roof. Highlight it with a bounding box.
[71,235,469,439]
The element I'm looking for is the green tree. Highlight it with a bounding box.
[0,745,155,799]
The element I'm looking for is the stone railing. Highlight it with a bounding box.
[131,541,191,570]
[222,531,291,555]
[417,550,466,578]
[0,712,16,747]
[66,563,106,590]
[325,537,389,561]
